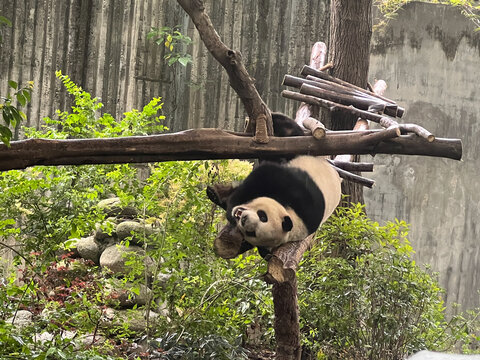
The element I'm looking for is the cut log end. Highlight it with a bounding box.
[302,117,326,139]
[312,128,326,139]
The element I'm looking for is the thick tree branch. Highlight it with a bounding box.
[0,129,462,171]
[176,0,272,140]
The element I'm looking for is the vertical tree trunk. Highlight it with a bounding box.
[273,278,301,360]
[328,0,373,205]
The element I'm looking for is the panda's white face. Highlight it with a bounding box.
[232,197,308,249]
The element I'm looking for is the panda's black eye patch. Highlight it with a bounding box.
[257,210,268,222]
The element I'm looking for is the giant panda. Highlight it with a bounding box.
[224,155,341,254]
[208,112,341,257]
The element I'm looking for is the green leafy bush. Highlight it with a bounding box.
[0,74,273,358]
[298,204,480,359]
[0,80,33,146]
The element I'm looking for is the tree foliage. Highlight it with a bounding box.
[147,26,193,67]
[299,204,480,359]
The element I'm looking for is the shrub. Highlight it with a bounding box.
[298,204,480,359]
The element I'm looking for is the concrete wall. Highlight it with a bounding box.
[367,2,480,312]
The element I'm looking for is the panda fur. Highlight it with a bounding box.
[225,156,341,251]
[271,112,305,137]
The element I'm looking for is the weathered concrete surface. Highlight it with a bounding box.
[367,2,480,313]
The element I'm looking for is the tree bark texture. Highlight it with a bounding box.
[327,0,373,205]
[0,130,462,171]
[272,279,301,360]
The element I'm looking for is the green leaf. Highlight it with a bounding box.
[0,16,12,27]
[178,56,191,67]
[23,89,31,102]
[8,80,18,90]
[0,125,12,146]
[16,92,26,106]
[2,105,12,125]
[10,106,22,127]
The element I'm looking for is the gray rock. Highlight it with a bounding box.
[76,236,101,264]
[34,330,75,343]
[97,197,137,217]
[114,309,162,333]
[94,218,117,240]
[99,307,116,327]
[7,310,33,328]
[97,197,122,216]
[116,221,156,242]
[408,351,480,359]
[99,244,154,274]
[76,333,106,347]
[156,273,172,288]
[155,299,170,318]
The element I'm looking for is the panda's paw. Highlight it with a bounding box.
[206,183,236,209]
[206,185,222,206]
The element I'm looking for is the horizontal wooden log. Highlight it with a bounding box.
[301,65,405,117]
[0,129,462,171]
[283,89,434,141]
[304,75,391,105]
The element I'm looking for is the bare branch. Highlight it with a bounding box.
[328,160,374,172]
[176,0,272,139]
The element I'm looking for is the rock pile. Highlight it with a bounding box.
[7,197,172,342]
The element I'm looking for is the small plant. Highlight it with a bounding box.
[151,332,249,359]
[147,26,193,66]
[0,80,33,146]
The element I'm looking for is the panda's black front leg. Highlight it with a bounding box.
[238,240,254,254]
[257,246,272,260]
[238,241,272,261]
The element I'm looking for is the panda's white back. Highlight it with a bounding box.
[287,156,342,224]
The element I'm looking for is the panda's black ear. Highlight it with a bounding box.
[282,216,293,232]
